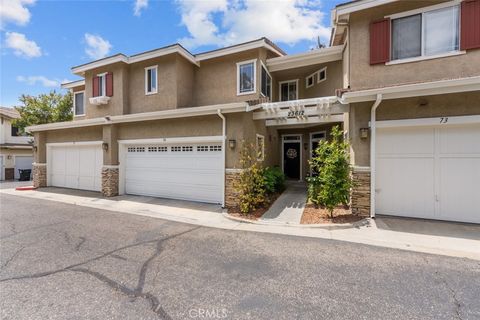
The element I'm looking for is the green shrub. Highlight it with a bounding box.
[235,141,266,214]
[307,126,352,218]
[263,166,285,194]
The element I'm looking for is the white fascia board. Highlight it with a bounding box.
[266,46,343,72]
[61,79,85,89]
[266,114,344,126]
[376,115,480,128]
[335,0,399,17]
[26,102,249,132]
[196,39,284,61]
[72,55,128,75]
[343,76,480,103]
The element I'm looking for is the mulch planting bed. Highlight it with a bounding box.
[301,204,365,224]
[227,192,281,221]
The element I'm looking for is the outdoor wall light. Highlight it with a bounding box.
[360,128,369,139]
[102,142,109,152]
[7,155,12,160]
[33,145,38,152]
[228,139,236,149]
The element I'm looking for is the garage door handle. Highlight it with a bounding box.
[435,195,439,202]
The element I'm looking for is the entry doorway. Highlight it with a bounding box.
[282,134,302,180]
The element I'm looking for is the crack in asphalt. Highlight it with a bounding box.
[0,221,67,240]
[0,226,200,319]
[74,237,86,251]
[1,246,25,270]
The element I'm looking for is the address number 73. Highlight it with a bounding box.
[439,117,449,124]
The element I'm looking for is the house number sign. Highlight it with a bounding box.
[288,110,305,117]
[440,117,449,124]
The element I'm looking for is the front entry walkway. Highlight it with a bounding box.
[260,181,307,224]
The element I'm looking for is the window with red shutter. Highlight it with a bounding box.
[106,72,113,97]
[92,76,99,97]
[370,18,390,65]
[461,0,480,50]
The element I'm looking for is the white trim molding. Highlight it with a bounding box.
[117,136,224,145]
[236,59,257,96]
[375,115,480,129]
[278,79,299,102]
[196,38,284,61]
[73,90,85,117]
[144,65,158,95]
[267,46,343,72]
[61,79,85,89]
[316,67,327,84]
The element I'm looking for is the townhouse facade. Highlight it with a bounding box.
[28,0,480,224]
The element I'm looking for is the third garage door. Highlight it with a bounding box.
[124,143,223,204]
[376,122,480,224]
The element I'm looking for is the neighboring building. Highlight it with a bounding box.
[0,107,34,180]
[28,0,480,224]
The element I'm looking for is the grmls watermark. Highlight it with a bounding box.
[188,308,228,318]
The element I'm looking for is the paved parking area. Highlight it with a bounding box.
[1,193,480,320]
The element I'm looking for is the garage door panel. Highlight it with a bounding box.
[439,124,480,155]
[377,157,435,218]
[377,127,435,156]
[439,157,480,223]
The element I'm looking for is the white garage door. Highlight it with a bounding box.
[376,123,480,224]
[124,143,223,204]
[14,156,33,180]
[49,144,102,191]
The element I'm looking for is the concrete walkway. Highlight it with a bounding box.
[1,186,480,261]
[260,181,306,224]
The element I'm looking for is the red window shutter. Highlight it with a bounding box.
[92,76,99,97]
[461,0,480,50]
[106,72,113,97]
[370,18,391,65]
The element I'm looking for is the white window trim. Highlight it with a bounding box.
[260,60,272,100]
[306,72,316,89]
[145,65,158,95]
[256,134,265,161]
[316,67,327,84]
[278,79,299,102]
[73,91,85,116]
[97,72,107,97]
[309,131,326,176]
[388,2,461,63]
[236,59,257,96]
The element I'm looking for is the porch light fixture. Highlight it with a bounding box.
[102,142,109,152]
[360,128,369,139]
[228,139,236,149]
[33,145,38,152]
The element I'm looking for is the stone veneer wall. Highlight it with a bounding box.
[102,167,119,197]
[33,163,47,188]
[225,169,242,208]
[351,168,370,216]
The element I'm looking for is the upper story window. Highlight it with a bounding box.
[306,73,315,88]
[92,72,113,98]
[237,59,256,95]
[260,63,271,99]
[11,126,19,137]
[74,91,85,116]
[391,5,459,61]
[279,80,298,101]
[145,65,158,95]
[317,67,327,83]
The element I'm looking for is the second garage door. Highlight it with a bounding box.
[376,122,480,224]
[124,143,223,204]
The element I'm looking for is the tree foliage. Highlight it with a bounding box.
[12,91,73,135]
[307,126,352,218]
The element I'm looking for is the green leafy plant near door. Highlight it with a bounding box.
[307,126,352,218]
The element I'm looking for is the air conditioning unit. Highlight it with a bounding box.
[89,96,110,105]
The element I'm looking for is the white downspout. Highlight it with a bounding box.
[370,94,383,219]
[217,110,226,208]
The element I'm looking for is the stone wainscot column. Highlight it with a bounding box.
[102,165,119,197]
[351,166,371,216]
[32,163,47,188]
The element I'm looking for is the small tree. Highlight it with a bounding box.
[308,126,352,218]
[235,141,266,214]
[12,91,73,135]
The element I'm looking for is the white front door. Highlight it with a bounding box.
[48,144,102,191]
[376,123,480,223]
[14,156,33,180]
[124,142,223,204]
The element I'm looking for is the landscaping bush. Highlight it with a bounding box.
[235,141,266,214]
[263,166,285,194]
[307,126,352,218]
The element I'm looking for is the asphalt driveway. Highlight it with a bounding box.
[1,193,479,320]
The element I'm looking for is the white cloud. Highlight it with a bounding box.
[133,0,148,16]
[176,0,331,49]
[16,75,61,87]
[84,33,112,60]
[4,31,42,58]
[0,0,36,28]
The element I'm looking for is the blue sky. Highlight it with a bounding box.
[1,0,342,107]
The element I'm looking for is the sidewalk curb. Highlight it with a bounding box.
[222,212,371,230]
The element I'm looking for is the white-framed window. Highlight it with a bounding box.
[317,67,327,83]
[279,79,298,101]
[237,59,256,95]
[97,73,107,97]
[306,73,315,89]
[260,61,272,99]
[145,65,158,95]
[73,91,85,116]
[256,134,265,161]
[390,4,460,61]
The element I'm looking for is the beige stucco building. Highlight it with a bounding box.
[28,0,480,224]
